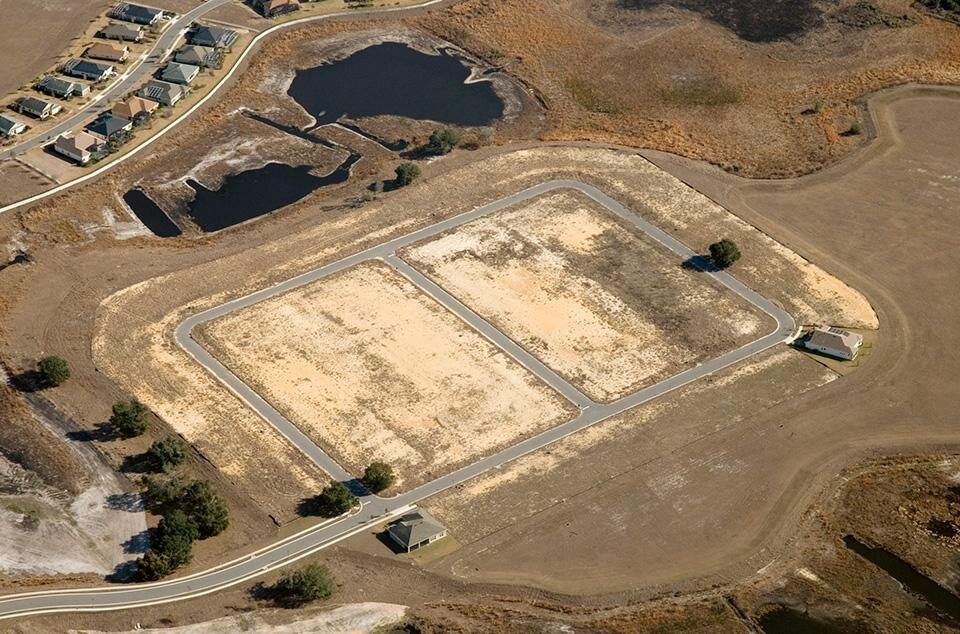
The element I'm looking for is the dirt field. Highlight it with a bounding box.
[197,261,574,486]
[414,0,960,177]
[0,160,56,207]
[0,0,112,96]
[404,188,771,401]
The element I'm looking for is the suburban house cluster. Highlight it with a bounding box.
[2,0,238,168]
[47,9,238,165]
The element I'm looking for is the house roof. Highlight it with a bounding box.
[85,113,132,138]
[160,61,199,84]
[807,326,862,353]
[139,79,184,102]
[87,42,128,59]
[98,23,143,39]
[110,2,163,23]
[37,76,81,94]
[113,96,158,118]
[387,510,446,548]
[0,114,26,135]
[63,58,113,77]
[174,45,216,66]
[188,25,238,48]
[56,131,100,153]
[19,97,55,113]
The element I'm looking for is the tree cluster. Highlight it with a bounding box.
[137,475,229,580]
[144,435,188,472]
[394,162,421,187]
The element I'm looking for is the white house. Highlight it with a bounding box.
[802,326,863,360]
[0,114,27,137]
[54,131,102,165]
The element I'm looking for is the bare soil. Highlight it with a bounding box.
[197,260,575,487]
[403,188,771,401]
[0,0,112,96]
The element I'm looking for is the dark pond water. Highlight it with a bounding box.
[758,607,870,634]
[843,534,960,628]
[184,155,360,232]
[123,189,182,238]
[287,42,505,128]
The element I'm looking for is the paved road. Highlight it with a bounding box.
[0,180,796,620]
[0,0,233,162]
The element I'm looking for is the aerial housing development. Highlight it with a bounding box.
[0,0,958,632]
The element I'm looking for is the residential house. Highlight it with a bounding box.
[36,76,90,100]
[0,114,27,137]
[137,80,185,106]
[188,25,238,49]
[109,2,164,25]
[62,59,115,83]
[97,23,145,42]
[252,0,300,18]
[15,97,62,120]
[174,45,220,68]
[54,131,102,165]
[86,42,130,63]
[112,95,158,122]
[387,511,448,553]
[160,62,199,85]
[802,326,864,361]
[85,113,133,142]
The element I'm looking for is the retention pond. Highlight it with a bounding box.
[288,42,505,127]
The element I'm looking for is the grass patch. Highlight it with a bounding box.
[661,78,741,107]
[564,78,621,114]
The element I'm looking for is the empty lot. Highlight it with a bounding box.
[196,261,575,487]
[403,188,770,402]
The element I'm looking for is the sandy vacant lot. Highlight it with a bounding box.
[405,189,771,401]
[198,261,574,486]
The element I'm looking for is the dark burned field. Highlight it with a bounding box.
[616,0,824,42]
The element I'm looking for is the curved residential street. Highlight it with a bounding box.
[0,179,796,620]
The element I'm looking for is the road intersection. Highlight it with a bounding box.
[0,179,796,620]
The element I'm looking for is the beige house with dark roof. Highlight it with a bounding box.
[802,326,863,360]
[387,510,447,553]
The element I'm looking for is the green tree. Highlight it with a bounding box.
[146,436,188,472]
[142,473,189,512]
[394,162,421,187]
[182,479,229,538]
[136,548,172,581]
[310,481,357,517]
[361,461,395,493]
[111,399,149,438]
[708,239,741,269]
[428,128,461,154]
[37,356,70,388]
[271,564,335,606]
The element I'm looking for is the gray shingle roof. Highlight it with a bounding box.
[387,510,446,549]
[188,25,238,49]
[85,113,132,139]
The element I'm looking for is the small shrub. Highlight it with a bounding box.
[394,162,421,187]
[362,461,395,493]
[110,399,149,438]
[309,481,357,517]
[709,239,741,269]
[271,564,335,606]
[428,128,461,154]
[145,436,187,472]
[37,356,70,388]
